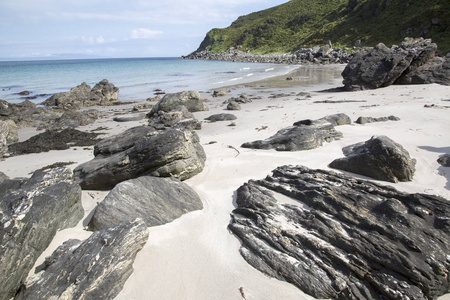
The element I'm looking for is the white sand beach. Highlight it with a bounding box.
[1,65,449,299]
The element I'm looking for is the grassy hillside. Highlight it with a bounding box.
[197,0,450,54]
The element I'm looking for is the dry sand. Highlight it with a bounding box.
[1,64,449,299]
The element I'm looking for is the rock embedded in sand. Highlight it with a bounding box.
[38,109,101,130]
[342,37,450,91]
[89,176,203,230]
[0,167,83,300]
[329,135,416,182]
[227,101,241,111]
[73,126,206,190]
[147,91,208,117]
[241,119,342,151]
[205,113,237,122]
[229,165,450,300]
[437,154,450,167]
[355,115,400,124]
[113,113,146,122]
[42,79,119,110]
[319,113,351,126]
[15,219,148,300]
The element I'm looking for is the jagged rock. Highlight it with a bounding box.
[205,113,237,122]
[73,126,206,190]
[241,119,343,151]
[329,135,416,182]
[437,154,450,167]
[356,115,400,124]
[42,80,119,110]
[133,102,153,111]
[342,38,449,91]
[225,93,252,104]
[89,176,203,230]
[38,109,101,130]
[0,168,83,300]
[15,219,148,300]
[320,113,351,126]
[227,101,241,111]
[0,100,59,128]
[113,113,146,122]
[147,91,208,118]
[8,128,101,156]
[229,165,450,300]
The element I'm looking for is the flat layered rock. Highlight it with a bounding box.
[229,165,450,299]
[89,176,203,230]
[15,219,148,300]
[0,168,83,300]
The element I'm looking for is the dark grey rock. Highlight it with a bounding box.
[89,176,203,230]
[229,165,450,299]
[329,135,416,182]
[42,80,119,110]
[0,171,8,183]
[8,128,101,156]
[0,121,8,158]
[437,154,450,167]
[225,93,252,104]
[15,219,148,300]
[0,100,59,128]
[227,101,241,111]
[356,115,400,124]
[342,38,449,91]
[113,113,146,122]
[205,113,237,122]
[0,168,83,300]
[73,127,206,190]
[38,109,101,130]
[241,120,342,151]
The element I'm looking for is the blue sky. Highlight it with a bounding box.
[0,0,288,60]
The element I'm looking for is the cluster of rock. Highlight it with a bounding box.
[342,37,450,91]
[41,79,119,110]
[182,42,354,65]
[229,165,450,299]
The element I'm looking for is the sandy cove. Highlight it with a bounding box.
[1,65,449,299]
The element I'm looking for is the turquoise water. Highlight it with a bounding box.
[0,57,296,104]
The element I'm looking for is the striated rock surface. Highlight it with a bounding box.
[42,79,119,110]
[73,126,206,190]
[15,219,148,300]
[89,176,203,231]
[329,135,416,182]
[342,38,450,91]
[241,119,342,151]
[0,168,83,300]
[229,165,450,300]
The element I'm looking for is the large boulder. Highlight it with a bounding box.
[15,219,148,300]
[73,126,206,190]
[0,167,83,300]
[42,79,119,110]
[229,165,450,299]
[38,109,101,130]
[342,38,450,90]
[0,100,58,128]
[89,176,203,231]
[147,91,208,118]
[241,119,343,151]
[329,135,416,182]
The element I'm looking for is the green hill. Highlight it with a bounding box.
[196,0,450,54]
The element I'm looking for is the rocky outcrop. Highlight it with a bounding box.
[342,38,450,91]
[205,113,237,122]
[147,91,208,117]
[38,109,101,130]
[320,113,351,126]
[0,168,83,300]
[42,79,119,110]
[89,176,203,231]
[355,115,400,124]
[0,100,59,128]
[241,119,343,151]
[229,165,450,299]
[15,219,148,300]
[73,126,206,190]
[0,121,9,159]
[329,135,416,182]
[8,128,101,156]
[182,45,354,65]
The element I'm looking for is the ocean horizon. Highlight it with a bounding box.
[0,57,297,104]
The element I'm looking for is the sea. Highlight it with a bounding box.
[0,57,298,104]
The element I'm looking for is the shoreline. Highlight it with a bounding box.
[1,67,450,299]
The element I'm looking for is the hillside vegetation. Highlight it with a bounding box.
[196,0,450,54]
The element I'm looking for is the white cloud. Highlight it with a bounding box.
[130,28,163,39]
[81,35,107,44]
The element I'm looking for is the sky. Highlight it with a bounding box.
[0,0,288,60]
